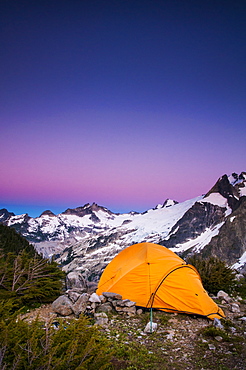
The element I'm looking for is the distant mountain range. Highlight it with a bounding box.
[1,172,246,281]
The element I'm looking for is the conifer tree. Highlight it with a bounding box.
[187,255,237,294]
[0,225,64,309]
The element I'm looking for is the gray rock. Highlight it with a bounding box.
[72,293,90,316]
[122,306,136,316]
[217,290,232,303]
[94,312,108,318]
[87,281,98,294]
[144,321,158,333]
[137,309,143,315]
[99,294,107,303]
[213,318,224,329]
[67,290,81,303]
[122,299,136,307]
[112,299,135,307]
[102,292,122,300]
[91,302,97,309]
[94,312,108,326]
[114,305,136,316]
[209,344,216,350]
[215,336,223,342]
[230,303,240,313]
[96,303,113,314]
[66,271,88,292]
[112,299,127,307]
[52,295,74,316]
[89,293,101,303]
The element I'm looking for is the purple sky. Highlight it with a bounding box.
[1,0,245,217]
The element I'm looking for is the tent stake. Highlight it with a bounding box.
[150,307,153,333]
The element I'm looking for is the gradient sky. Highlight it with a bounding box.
[1,0,245,217]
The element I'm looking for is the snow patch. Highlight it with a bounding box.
[202,193,228,207]
[228,173,245,185]
[165,226,179,241]
[228,174,240,185]
[239,185,246,197]
[120,197,202,241]
[170,222,224,254]
[8,214,27,225]
[233,251,246,270]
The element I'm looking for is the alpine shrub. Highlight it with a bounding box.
[0,315,113,369]
[187,255,237,295]
[235,274,246,299]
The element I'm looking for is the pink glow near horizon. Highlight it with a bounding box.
[1,108,245,216]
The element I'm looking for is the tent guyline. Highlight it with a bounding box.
[97,242,225,321]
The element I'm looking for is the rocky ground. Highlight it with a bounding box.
[106,308,246,369]
[20,294,246,370]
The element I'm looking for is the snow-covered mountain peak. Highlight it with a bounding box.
[61,202,113,217]
[151,199,178,211]
[163,199,179,208]
[0,208,15,223]
[1,171,246,277]
[228,172,246,186]
[204,172,246,212]
[39,210,56,217]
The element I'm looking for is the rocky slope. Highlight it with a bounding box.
[1,172,246,280]
[160,173,246,265]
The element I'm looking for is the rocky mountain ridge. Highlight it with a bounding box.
[1,172,246,281]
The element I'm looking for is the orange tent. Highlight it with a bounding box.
[96,242,224,320]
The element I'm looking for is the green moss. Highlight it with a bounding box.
[201,326,231,341]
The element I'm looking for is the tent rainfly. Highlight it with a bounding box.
[96,242,225,320]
